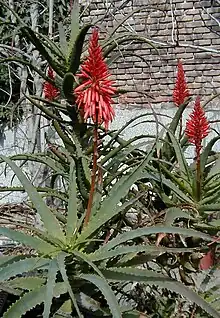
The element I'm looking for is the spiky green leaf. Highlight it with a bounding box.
[43,259,58,318]
[0,255,25,267]
[0,227,56,254]
[164,207,193,225]
[144,171,194,204]
[167,131,191,182]
[200,136,220,175]
[57,252,82,317]
[0,156,65,243]
[90,245,196,262]
[102,267,220,318]
[3,282,67,318]
[20,27,64,77]
[66,160,78,240]
[0,257,49,282]
[97,226,212,254]
[67,25,91,73]
[58,22,68,57]
[68,0,80,58]
[79,149,155,242]
[8,277,46,290]
[79,274,121,318]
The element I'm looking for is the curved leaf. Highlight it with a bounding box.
[67,25,91,74]
[3,282,67,318]
[20,26,65,77]
[144,171,194,204]
[103,112,170,151]
[79,274,121,318]
[0,257,49,282]
[8,277,46,290]
[78,148,155,242]
[66,160,78,240]
[0,255,26,267]
[67,0,80,58]
[167,131,191,182]
[0,156,65,243]
[90,245,197,262]
[200,136,220,175]
[43,259,58,318]
[0,227,56,254]
[0,153,65,174]
[97,226,212,254]
[164,207,193,225]
[102,267,220,318]
[161,99,191,160]
[25,95,63,122]
[57,252,82,317]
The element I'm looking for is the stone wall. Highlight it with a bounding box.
[80,0,220,107]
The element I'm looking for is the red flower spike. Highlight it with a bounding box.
[185,96,210,160]
[74,28,116,130]
[173,60,190,106]
[43,66,59,101]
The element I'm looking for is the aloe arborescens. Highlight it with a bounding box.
[74,28,116,131]
[173,60,190,107]
[74,28,116,226]
[185,96,210,201]
[43,66,59,100]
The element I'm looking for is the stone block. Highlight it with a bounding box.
[178,28,193,34]
[179,14,194,22]
[194,39,212,46]
[193,27,211,33]
[194,1,211,8]
[175,2,194,10]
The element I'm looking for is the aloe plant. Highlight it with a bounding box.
[0,3,219,317]
[0,153,219,317]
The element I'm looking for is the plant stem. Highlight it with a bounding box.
[179,115,182,141]
[83,125,98,227]
[196,155,201,202]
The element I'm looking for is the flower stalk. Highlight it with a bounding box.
[173,60,190,139]
[43,66,59,100]
[74,28,116,226]
[74,28,116,131]
[185,96,210,201]
[84,124,98,227]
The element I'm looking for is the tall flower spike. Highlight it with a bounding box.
[43,66,59,101]
[173,60,190,106]
[74,28,116,130]
[185,96,210,160]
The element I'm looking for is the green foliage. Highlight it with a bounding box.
[0,2,219,318]
[0,152,219,317]
[146,105,220,218]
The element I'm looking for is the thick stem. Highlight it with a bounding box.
[83,126,98,227]
[179,116,183,141]
[196,148,201,202]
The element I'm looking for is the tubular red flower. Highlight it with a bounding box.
[43,66,59,101]
[173,60,190,106]
[185,96,210,159]
[74,28,116,130]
